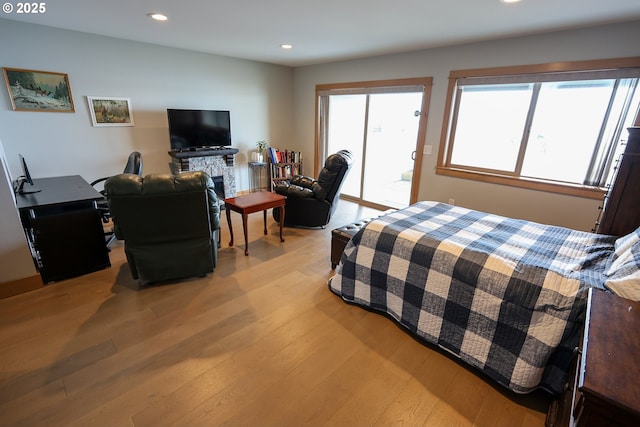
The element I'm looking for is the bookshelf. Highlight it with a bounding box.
[267,147,302,191]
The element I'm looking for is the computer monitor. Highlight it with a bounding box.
[16,154,40,194]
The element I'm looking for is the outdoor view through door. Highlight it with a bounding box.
[317,78,432,209]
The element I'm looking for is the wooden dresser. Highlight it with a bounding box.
[547,289,640,427]
[596,126,640,236]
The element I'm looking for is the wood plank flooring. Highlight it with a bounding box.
[0,200,551,426]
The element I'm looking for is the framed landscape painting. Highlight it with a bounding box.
[2,67,75,112]
[87,96,134,127]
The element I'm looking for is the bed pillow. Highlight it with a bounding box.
[604,227,640,302]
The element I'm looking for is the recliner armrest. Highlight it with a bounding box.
[275,178,326,200]
[279,184,315,198]
[289,175,326,200]
[290,175,314,188]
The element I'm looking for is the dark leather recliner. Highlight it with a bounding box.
[273,150,353,228]
[105,171,220,285]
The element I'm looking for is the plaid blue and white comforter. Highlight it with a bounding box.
[328,201,617,394]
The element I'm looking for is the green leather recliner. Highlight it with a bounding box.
[105,171,220,285]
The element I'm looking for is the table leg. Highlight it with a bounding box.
[242,213,249,256]
[279,205,285,242]
[226,207,234,247]
[263,209,267,235]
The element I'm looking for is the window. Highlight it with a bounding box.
[437,58,640,198]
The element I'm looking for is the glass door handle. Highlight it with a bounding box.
[411,150,416,160]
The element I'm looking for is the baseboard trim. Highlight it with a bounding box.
[0,275,43,299]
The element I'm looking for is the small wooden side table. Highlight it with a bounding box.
[224,191,286,256]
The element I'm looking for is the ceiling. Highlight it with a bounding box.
[4,0,640,67]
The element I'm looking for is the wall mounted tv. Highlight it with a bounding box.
[167,109,231,151]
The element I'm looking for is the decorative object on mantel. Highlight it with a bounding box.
[2,67,75,112]
[87,96,134,127]
[253,140,268,163]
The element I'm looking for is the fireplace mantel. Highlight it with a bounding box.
[169,147,239,159]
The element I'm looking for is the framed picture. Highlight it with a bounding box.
[2,67,75,112]
[87,96,134,127]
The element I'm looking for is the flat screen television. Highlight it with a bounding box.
[167,109,231,151]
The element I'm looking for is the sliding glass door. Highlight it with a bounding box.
[317,78,432,209]
[325,94,366,200]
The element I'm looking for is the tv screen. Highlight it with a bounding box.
[167,109,231,151]
[17,154,40,194]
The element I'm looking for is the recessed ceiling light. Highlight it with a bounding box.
[501,0,521,3]
[148,13,168,21]
[281,44,293,50]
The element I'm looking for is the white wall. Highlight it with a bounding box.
[0,19,294,286]
[0,19,293,188]
[0,138,37,282]
[292,20,640,231]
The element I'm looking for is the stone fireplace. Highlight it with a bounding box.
[168,148,239,198]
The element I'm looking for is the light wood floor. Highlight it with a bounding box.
[0,200,551,427]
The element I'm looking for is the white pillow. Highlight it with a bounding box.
[604,227,640,302]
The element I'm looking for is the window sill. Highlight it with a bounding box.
[435,166,606,200]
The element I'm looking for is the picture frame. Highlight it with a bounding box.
[87,96,134,127]
[2,67,75,112]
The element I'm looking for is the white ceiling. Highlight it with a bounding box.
[3,0,640,67]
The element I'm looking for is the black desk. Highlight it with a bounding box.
[15,175,110,283]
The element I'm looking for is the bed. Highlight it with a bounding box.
[328,201,640,395]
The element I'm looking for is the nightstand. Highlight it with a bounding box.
[547,288,640,427]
